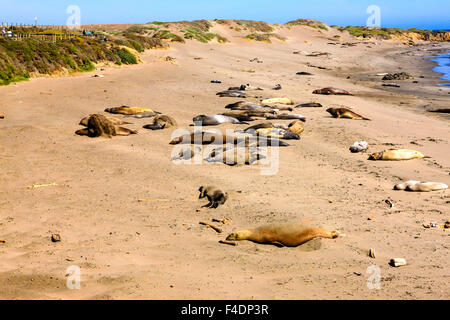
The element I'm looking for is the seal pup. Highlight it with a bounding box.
[266,113,306,121]
[143,115,177,130]
[349,141,369,153]
[295,102,322,108]
[192,115,248,126]
[80,115,131,126]
[198,186,228,209]
[105,106,157,115]
[226,223,340,247]
[394,181,448,192]
[261,98,294,105]
[369,149,427,161]
[313,88,352,95]
[228,84,263,91]
[75,114,137,138]
[326,108,370,120]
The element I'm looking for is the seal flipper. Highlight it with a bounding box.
[143,123,165,130]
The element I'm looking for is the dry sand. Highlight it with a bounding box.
[0,26,449,300]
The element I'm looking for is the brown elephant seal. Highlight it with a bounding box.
[198,186,228,208]
[225,101,276,113]
[295,102,323,108]
[428,109,450,114]
[313,88,352,95]
[143,115,177,130]
[75,114,137,138]
[220,112,256,122]
[205,147,265,166]
[288,120,305,135]
[226,223,340,247]
[192,115,247,126]
[394,181,448,192]
[254,128,300,140]
[105,106,158,115]
[169,131,243,145]
[80,115,131,126]
[369,149,427,161]
[244,122,288,132]
[266,113,306,121]
[326,108,370,120]
[216,90,247,98]
[261,98,294,105]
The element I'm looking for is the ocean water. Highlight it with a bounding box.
[431,52,450,86]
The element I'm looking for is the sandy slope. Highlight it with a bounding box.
[0,26,449,300]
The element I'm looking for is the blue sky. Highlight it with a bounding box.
[1,0,449,30]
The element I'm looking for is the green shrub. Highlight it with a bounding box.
[116,48,137,64]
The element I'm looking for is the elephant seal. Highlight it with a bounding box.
[105,106,157,115]
[198,186,228,208]
[216,90,247,98]
[143,115,177,130]
[220,112,256,122]
[80,115,130,126]
[266,113,306,121]
[261,98,294,105]
[255,128,300,140]
[288,120,305,135]
[226,223,340,247]
[169,131,243,145]
[369,149,427,161]
[326,108,370,120]
[228,84,263,91]
[75,114,137,138]
[125,111,160,118]
[295,102,323,108]
[225,101,276,113]
[244,122,288,133]
[205,147,265,166]
[428,109,450,114]
[192,115,247,126]
[0,114,4,119]
[394,181,448,192]
[313,88,352,95]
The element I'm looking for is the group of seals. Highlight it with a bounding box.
[313,88,352,95]
[76,114,137,138]
[226,223,340,247]
[326,108,370,120]
[369,149,426,161]
[198,186,228,208]
[394,181,448,192]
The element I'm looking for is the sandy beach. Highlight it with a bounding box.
[0,25,449,300]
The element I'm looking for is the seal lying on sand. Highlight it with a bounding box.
[220,112,255,122]
[254,128,300,140]
[313,88,352,95]
[428,109,450,114]
[394,181,448,192]
[170,131,243,145]
[198,186,228,208]
[295,102,323,108]
[288,120,305,135]
[0,114,4,119]
[225,101,276,113]
[261,98,294,105]
[125,111,160,118]
[76,114,137,138]
[326,108,370,120]
[244,122,288,132]
[216,90,246,98]
[193,115,248,126]
[143,115,177,130]
[205,147,265,166]
[228,84,263,91]
[226,223,340,247]
[80,115,131,126]
[266,113,306,121]
[369,149,427,161]
[105,106,158,115]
